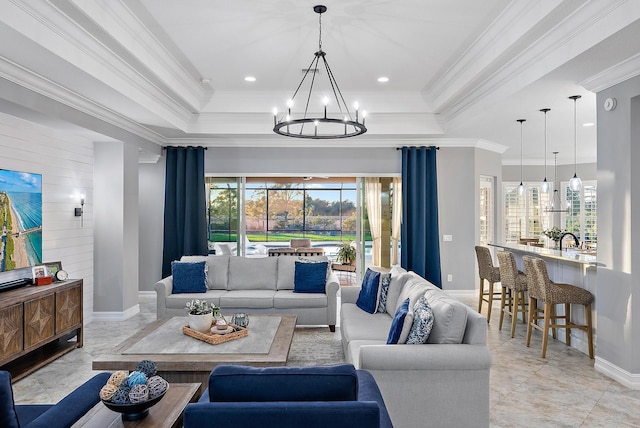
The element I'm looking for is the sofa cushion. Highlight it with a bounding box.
[356,269,381,314]
[294,261,328,293]
[171,261,207,294]
[406,295,435,344]
[387,298,413,344]
[393,275,429,315]
[0,371,19,428]
[345,340,386,368]
[166,290,227,310]
[181,255,230,290]
[220,290,275,308]
[376,273,392,313]
[276,255,328,290]
[385,267,410,314]
[424,288,469,344]
[228,257,278,290]
[341,303,393,343]
[274,290,328,309]
[208,364,358,402]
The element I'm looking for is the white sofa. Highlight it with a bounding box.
[340,266,492,428]
[155,255,339,331]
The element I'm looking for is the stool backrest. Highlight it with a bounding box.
[523,256,547,300]
[497,251,518,290]
[475,246,497,281]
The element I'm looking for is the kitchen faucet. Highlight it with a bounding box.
[559,232,580,251]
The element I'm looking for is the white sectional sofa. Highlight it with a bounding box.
[155,255,339,331]
[340,266,492,428]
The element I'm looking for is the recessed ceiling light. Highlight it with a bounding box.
[582,122,595,127]
[377,77,389,83]
[200,78,211,84]
[245,76,256,82]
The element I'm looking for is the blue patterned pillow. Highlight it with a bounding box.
[172,261,207,294]
[294,261,328,293]
[387,298,414,344]
[376,273,391,313]
[356,268,381,314]
[406,295,435,344]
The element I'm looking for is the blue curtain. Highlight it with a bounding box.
[401,146,442,288]
[162,146,208,277]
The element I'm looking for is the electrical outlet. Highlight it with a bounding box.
[447,274,453,282]
[443,235,452,242]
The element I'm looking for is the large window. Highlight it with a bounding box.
[503,180,597,245]
[479,176,494,245]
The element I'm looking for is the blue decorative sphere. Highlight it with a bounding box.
[127,371,147,386]
[136,360,157,377]
[112,386,132,404]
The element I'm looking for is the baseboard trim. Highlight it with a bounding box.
[595,357,640,390]
[443,289,476,298]
[92,304,140,321]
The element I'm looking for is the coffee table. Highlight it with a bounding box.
[93,314,296,393]
[71,383,200,428]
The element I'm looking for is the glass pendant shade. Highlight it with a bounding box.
[518,182,525,195]
[569,173,582,191]
[541,178,550,193]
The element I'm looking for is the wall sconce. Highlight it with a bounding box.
[74,194,85,227]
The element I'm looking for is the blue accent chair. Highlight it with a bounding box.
[184,364,393,428]
[0,370,111,428]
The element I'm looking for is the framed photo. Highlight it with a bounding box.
[43,261,63,281]
[32,265,47,279]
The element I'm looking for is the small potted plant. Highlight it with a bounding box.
[542,226,565,249]
[186,299,219,333]
[336,242,356,265]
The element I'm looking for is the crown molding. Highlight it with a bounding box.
[580,52,640,92]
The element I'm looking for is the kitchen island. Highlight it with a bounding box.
[489,243,600,357]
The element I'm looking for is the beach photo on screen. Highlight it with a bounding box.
[0,169,42,271]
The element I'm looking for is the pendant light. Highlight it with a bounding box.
[568,95,582,191]
[545,151,568,213]
[540,108,551,193]
[517,119,526,195]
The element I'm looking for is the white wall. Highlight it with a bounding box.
[138,158,165,292]
[0,112,95,318]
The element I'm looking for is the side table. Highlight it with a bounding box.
[71,382,200,428]
[331,263,357,285]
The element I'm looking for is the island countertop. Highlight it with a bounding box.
[488,243,601,266]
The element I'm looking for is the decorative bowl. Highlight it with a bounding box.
[101,388,168,421]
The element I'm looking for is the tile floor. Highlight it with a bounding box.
[10,292,640,426]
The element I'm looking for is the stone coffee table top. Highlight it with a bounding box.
[93,314,296,374]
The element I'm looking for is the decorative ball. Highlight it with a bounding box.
[99,383,118,401]
[147,375,169,399]
[107,370,128,387]
[136,359,157,377]
[129,384,149,404]
[111,386,132,404]
[127,371,147,386]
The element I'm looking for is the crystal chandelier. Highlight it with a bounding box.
[272,5,367,139]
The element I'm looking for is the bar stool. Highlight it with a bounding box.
[474,246,501,322]
[497,251,528,338]
[523,256,594,358]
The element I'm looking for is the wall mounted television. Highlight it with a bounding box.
[0,168,42,272]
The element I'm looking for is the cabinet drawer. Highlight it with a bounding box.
[56,285,82,332]
[0,303,23,361]
[24,295,55,349]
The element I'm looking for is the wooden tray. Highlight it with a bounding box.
[182,323,248,345]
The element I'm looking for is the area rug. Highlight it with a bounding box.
[287,327,345,367]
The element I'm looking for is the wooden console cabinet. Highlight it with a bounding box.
[0,279,83,382]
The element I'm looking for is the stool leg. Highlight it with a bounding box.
[526,296,535,347]
[542,303,553,358]
[499,286,507,331]
[565,303,571,347]
[585,303,594,359]
[486,281,495,323]
[521,291,528,324]
[551,305,557,339]
[478,278,484,314]
[510,289,519,338]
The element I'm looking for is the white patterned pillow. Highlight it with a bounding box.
[376,273,392,313]
[406,295,435,344]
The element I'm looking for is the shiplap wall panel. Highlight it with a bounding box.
[0,112,95,318]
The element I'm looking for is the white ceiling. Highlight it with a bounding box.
[1,0,640,164]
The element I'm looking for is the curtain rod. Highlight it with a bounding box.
[162,146,208,150]
[395,146,439,150]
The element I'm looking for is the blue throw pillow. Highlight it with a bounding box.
[0,371,19,428]
[406,295,435,344]
[294,261,328,293]
[387,298,413,344]
[356,268,381,314]
[172,261,207,294]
